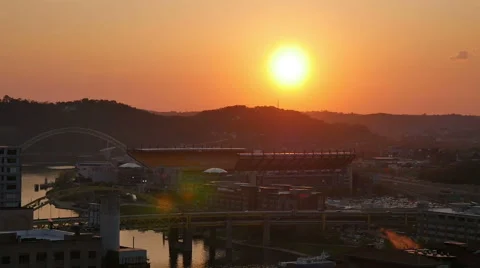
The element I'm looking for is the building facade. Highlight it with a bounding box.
[416,204,480,243]
[76,161,117,183]
[235,151,355,193]
[0,146,22,208]
[204,181,325,211]
[0,208,33,231]
[0,229,102,268]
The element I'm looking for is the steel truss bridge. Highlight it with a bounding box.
[20,127,126,152]
[32,210,419,231]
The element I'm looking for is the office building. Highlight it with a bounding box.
[0,229,102,268]
[0,146,22,208]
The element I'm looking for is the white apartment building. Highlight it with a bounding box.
[417,203,480,243]
[0,146,21,208]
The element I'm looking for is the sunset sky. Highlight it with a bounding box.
[1,1,479,114]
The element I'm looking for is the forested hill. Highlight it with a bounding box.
[0,96,383,153]
[307,111,480,140]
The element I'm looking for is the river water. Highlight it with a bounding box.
[22,167,299,268]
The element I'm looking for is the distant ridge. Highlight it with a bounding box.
[306,111,480,140]
[0,96,383,154]
[149,111,198,116]
[148,108,480,141]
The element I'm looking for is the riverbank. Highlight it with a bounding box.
[216,236,309,257]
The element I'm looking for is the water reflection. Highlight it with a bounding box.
[22,168,297,268]
[22,168,78,219]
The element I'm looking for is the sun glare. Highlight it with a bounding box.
[269,45,309,88]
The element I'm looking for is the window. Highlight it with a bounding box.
[70,251,81,259]
[88,251,97,259]
[6,184,16,190]
[18,254,29,264]
[88,266,97,268]
[54,252,64,261]
[7,149,17,155]
[6,158,17,164]
[36,252,47,262]
[6,176,16,181]
[1,256,11,264]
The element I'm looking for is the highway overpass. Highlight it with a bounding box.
[33,209,418,230]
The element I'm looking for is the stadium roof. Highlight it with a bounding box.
[234,151,355,171]
[127,147,246,170]
[127,148,355,171]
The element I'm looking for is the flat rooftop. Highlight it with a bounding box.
[235,151,355,171]
[118,247,147,253]
[346,248,440,266]
[428,208,480,217]
[130,148,246,152]
[0,229,74,241]
[238,151,355,158]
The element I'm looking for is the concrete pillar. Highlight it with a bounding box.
[209,227,217,244]
[208,227,217,261]
[225,218,232,250]
[183,227,193,252]
[169,252,179,268]
[263,218,271,246]
[168,227,179,253]
[322,213,326,231]
[100,194,120,255]
[183,252,192,268]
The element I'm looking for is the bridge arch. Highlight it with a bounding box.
[20,127,127,152]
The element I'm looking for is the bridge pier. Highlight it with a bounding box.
[322,214,326,231]
[262,217,271,247]
[182,227,193,252]
[208,227,217,261]
[225,218,233,260]
[169,251,179,268]
[208,227,217,243]
[168,227,180,253]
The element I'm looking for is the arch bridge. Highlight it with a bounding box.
[20,127,127,152]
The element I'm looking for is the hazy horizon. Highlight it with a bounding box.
[1,1,479,114]
[5,95,480,116]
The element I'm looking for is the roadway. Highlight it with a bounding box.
[32,209,418,227]
[376,175,480,201]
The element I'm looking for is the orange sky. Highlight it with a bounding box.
[1,1,479,114]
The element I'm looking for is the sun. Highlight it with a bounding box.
[269,45,309,88]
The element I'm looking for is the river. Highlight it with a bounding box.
[22,167,301,268]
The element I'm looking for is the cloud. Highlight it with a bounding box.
[451,50,470,61]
